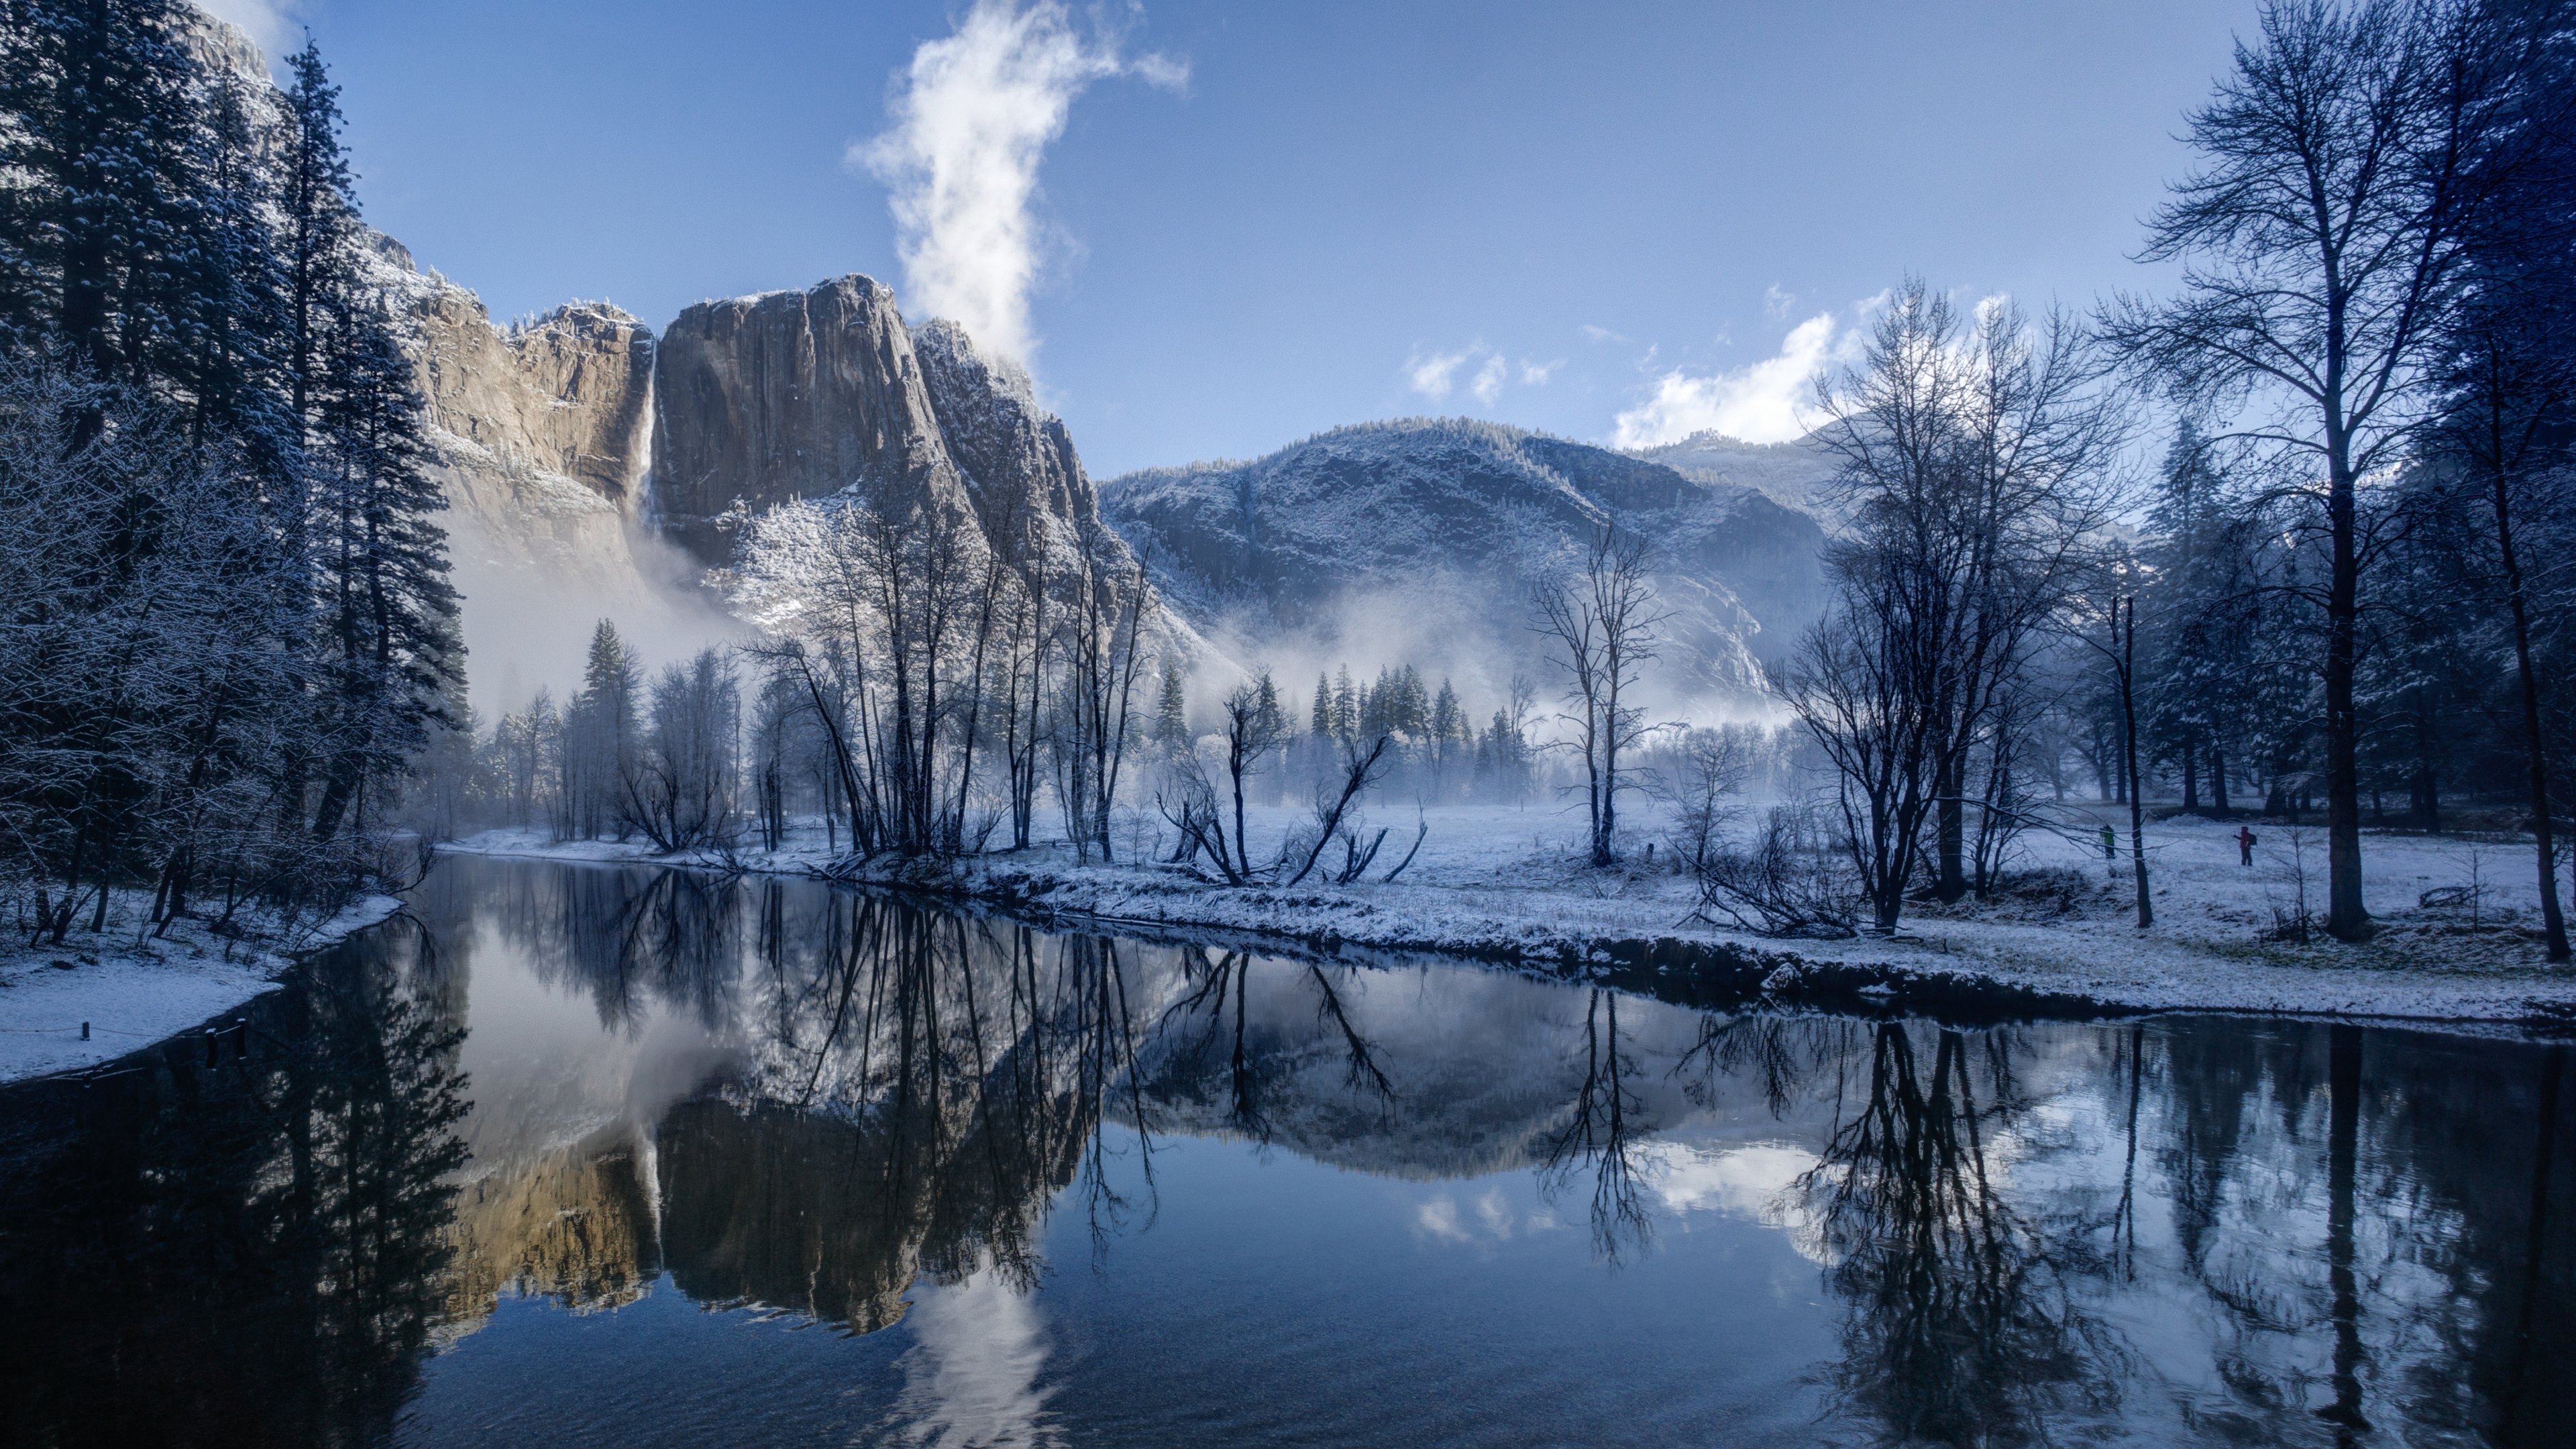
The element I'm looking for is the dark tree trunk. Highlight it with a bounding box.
[1935,747,1966,904]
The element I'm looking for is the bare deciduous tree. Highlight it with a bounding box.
[1790,281,2116,932]
[1535,523,1665,867]
[2102,0,2540,938]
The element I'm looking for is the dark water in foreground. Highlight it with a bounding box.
[1,855,2569,1448]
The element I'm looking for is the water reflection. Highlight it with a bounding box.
[0,938,465,1448]
[0,854,2569,1448]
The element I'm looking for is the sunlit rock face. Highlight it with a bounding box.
[649,275,965,567]
[402,274,673,601]
[1102,420,1831,704]
[1627,428,1843,518]
[415,288,655,506]
[441,1130,659,1332]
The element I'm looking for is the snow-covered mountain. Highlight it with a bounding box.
[1101,419,1828,706]
[1627,428,1843,516]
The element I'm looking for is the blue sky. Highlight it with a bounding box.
[208,0,2261,476]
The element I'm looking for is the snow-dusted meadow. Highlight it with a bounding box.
[0,892,401,1084]
[445,798,2576,1027]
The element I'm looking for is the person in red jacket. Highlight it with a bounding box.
[2237,824,2257,866]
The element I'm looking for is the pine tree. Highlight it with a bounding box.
[1253,670,1285,744]
[175,67,296,464]
[291,40,456,841]
[1152,656,1189,752]
[278,40,354,427]
[2141,425,2257,813]
[564,621,641,839]
[1311,672,1336,737]
[0,0,209,384]
[306,280,460,839]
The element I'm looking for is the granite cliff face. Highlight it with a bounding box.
[911,317,1099,556]
[416,290,654,504]
[399,266,1153,701]
[1102,419,1827,706]
[385,254,713,710]
[648,275,963,566]
[646,276,1117,574]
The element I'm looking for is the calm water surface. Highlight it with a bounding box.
[1,854,2569,1448]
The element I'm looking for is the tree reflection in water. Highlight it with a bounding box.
[0,927,466,1448]
[1799,1023,2117,1446]
[1540,987,1653,1264]
[1144,947,1397,1146]
[653,892,1159,1331]
[8,856,2576,1448]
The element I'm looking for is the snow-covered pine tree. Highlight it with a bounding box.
[278,40,355,430]
[0,0,209,386]
[304,246,458,839]
[1152,656,1189,753]
[562,622,641,840]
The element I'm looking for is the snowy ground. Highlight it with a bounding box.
[443,800,2576,1027]
[0,892,402,1085]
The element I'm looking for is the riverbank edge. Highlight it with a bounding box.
[437,838,2576,1034]
[0,894,407,1087]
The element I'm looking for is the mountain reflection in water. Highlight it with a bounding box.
[0,853,2568,1448]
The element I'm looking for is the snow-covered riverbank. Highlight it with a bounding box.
[443,804,2576,1028]
[0,893,404,1085]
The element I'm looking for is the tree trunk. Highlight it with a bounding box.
[2491,468,2570,961]
[2324,447,2369,939]
[2121,598,2151,929]
[1935,747,1966,904]
[2321,1025,2368,1432]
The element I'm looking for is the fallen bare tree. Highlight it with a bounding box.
[1686,805,1862,939]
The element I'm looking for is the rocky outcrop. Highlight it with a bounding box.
[912,317,1097,557]
[388,260,727,710]
[649,275,963,566]
[441,1129,660,1331]
[416,292,655,504]
[1102,419,1827,704]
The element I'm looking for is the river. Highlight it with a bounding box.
[0,853,2567,1447]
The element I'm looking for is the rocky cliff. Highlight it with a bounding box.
[383,249,720,710]
[647,275,1119,575]
[399,266,1167,702]
[912,317,1099,557]
[648,275,963,566]
[1627,428,1842,517]
[1102,419,1827,708]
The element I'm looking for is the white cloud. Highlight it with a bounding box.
[1580,323,1627,344]
[1407,347,1471,400]
[1415,1195,1470,1243]
[856,0,1184,366]
[1610,312,1840,448]
[1408,342,1524,409]
[1762,283,1796,319]
[1519,358,1562,386]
